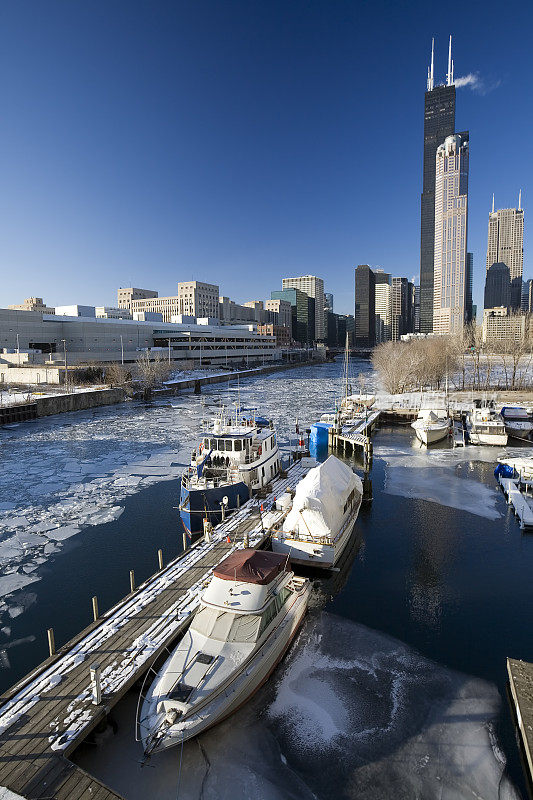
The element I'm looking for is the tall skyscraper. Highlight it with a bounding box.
[391,276,410,341]
[465,252,473,322]
[271,288,315,344]
[433,133,469,335]
[282,275,325,340]
[484,262,511,309]
[420,38,457,334]
[485,196,524,310]
[354,265,375,347]
[374,270,391,343]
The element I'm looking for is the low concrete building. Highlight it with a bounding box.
[257,324,292,348]
[0,308,278,381]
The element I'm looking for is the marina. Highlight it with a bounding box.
[0,360,532,798]
[0,458,313,800]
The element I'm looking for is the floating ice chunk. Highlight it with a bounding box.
[0,573,39,599]
[44,525,81,541]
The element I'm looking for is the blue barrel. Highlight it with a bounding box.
[310,422,331,447]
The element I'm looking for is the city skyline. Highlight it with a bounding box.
[0,1,530,317]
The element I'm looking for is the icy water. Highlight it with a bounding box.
[1,360,532,798]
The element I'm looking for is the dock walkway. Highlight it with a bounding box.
[507,658,533,786]
[328,409,381,454]
[0,459,312,800]
[498,476,533,529]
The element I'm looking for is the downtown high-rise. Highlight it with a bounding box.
[282,275,325,340]
[433,133,469,335]
[420,39,457,333]
[485,196,524,310]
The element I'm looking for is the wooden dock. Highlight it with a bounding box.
[0,459,313,800]
[328,409,381,456]
[498,476,533,530]
[507,657,533,787]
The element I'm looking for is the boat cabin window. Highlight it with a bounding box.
[258,587,291,637]
[272,434,276,446]
[234,439,242,451]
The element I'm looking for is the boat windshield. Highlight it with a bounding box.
[191,607,262,643]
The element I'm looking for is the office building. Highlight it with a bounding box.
[117,287,158,310]
[484,262,511,310]
[257,324,292,348]
[414,286,421,333]
[130,296,182,323]
[265,299,292,329]
[522,279,533,313]
[282,275,325,340]
[8,297,56,314]
[420,38,457,333]
[482,307,531,344]
[374,270,391,343]
[433,133,469,335]
[271,288,315,345]
[354,265,375,347]
[55,305,96,318]
[177,281,219,319]
[219,297,256,325]
[465,252,473,323]
[324,293,334,313]
[392,277,410,341]
[485,197,524,310]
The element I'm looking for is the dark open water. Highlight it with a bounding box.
[1,360,532,798]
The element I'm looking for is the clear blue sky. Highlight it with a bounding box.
[0,0,530,316]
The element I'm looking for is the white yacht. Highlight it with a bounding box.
[411,408,452,445]
[179,406,281,536]
[467,408,508,446]
[138,549,310,755]
[270,455,363,568]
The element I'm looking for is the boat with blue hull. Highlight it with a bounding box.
[179,406,281,536]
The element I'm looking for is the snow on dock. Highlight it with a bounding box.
[0,459,312,800]
[328,409,381,454]
[507,658,533,786]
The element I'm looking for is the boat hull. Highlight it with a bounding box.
[504,421,533,440]
[142,585,310,752]
[179,480,249,536]
[413,424,450,445]
[468,432,508,446]
[271,500,361,569]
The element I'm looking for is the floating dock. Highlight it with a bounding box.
[0,459,313,800]
[328,409,381,456]
[498,476,533,529]
[507,657,533,787]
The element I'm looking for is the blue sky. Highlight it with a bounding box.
[0,0,530,316]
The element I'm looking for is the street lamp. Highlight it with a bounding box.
[168,338,171,365]
[120,335,124,366]
[16,333,20,367]
[61,339,67,389]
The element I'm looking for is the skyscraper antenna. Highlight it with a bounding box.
[518,189,522,210]
[447,36,453,86]
[427,38,434,91]
[492,194,495,213]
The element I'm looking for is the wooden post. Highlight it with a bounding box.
[47,627,55,657]
[129,570,135,593]
[237,494,240,509]
[221,502,226,522]
[243,531,249,548]
[90,663,102,705]
[158,549,163,570]
[92,596,99,622]
[182,531,188,552]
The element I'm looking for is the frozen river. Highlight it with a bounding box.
[1,360,532,798]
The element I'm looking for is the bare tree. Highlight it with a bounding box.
[372,342,413,394]
[135,352,171,397]
[105,362,131,388]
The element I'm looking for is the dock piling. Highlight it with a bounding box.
[91,596,99,622]
[182,531,188,552]
[47,627,55,657]
[129,570,135,593]
[158,549,163,570]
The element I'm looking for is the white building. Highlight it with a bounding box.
[433,133,469,336]
[265,299,292,329]
[375,282,391,343]
[95,306,133,320]
[482,307,530,344]
[177,281,219,319]
[282,275,325,340]
[55,305,96,318]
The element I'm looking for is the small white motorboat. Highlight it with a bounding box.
[500,406,533,440]
[467,408,508,446]
[270,455,363,568]
[138,549,310,755]
[411,408,452,445]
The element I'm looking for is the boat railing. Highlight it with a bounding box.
[181,465,230,489]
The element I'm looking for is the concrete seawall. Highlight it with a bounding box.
[35,388,125,417]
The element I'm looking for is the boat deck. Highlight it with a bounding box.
[0,459,313,800]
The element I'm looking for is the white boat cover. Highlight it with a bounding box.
[283,456,362,539]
